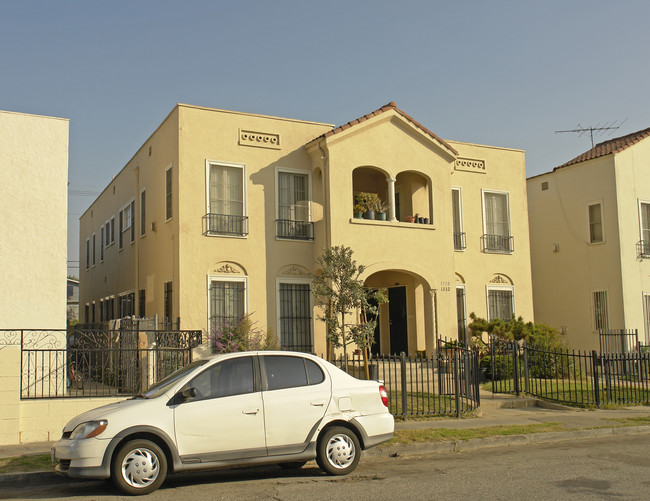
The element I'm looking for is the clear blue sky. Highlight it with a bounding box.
[2,1,649,274]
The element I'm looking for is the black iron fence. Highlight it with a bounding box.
[487,336,650,407]
[275,219,314,240]
[202,213,248,236]
[599,329,640,354]
[330,345,480,419]
[19,328,202,399]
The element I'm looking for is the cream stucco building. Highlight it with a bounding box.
[79,102,533,356]
[527,127,650,350]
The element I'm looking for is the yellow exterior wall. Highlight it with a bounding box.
[79,104,532,357]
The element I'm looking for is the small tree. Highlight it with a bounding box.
[312,246,386,376]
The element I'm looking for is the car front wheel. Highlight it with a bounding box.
[316,426,360,475]
[112,439,167,495]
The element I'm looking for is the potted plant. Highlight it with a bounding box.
[353,203,365,219]
[373,199,390,221]
[354,192,379,220]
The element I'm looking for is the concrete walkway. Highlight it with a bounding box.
[2,392,650,487]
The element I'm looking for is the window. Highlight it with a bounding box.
[110,216,115,245]
[119,292,135,318]
[452,188,465,250]
[100,226,104,262]
[164,281,173,324]
[487,287,514,321]
[140,189,146,237]
[118,210,124,250]
[99,299,104,322]
[644,293,650,344]
[205,161,246,236]
[188,357,255,400]
[130,200,135,243]
[638,201,650,257]
[483,191,513,253]
[92,234,96,266]
[278,280,313,352]
[84,303,89,323]
[106,217,115,246]
[209,278,245,335]
[91,302,96,324]
[276,169,312,240]
[456,286,467,343]
[593,290,609,331]
[165,165,173,221]
[139,289,145,317]
[263,355,324,391]
[588,203,604,244]
[85,239,89,270]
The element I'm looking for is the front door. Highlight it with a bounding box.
[173,356,266,461]
[389,286,408,355]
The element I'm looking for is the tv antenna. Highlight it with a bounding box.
[555,119,627,148]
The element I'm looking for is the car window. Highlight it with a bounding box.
[144,359,209,398]
[264,356,324,390]
[188,356,254,400]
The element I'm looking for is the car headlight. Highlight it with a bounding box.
[70,420,108,439]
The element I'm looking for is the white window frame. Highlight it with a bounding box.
[140,188,146,237]
[118,199,135,250]
[592,289,609,331]
[587,200,605,244]
[481,189,511,237]
[85,238,90,270]
[485,284,515,322]
[206,274,249,333]
[204,160,247,238]
[274,167,313,221]
[105,216,115,246]
[100,225,104,262]
[275,277,314,350]
[638,199,650,243]
[92,233,96,267]
[452,187,464,251]
[165,163,173,222]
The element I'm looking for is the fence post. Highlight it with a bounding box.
[490,336,495,395]
[592,350,600,407]
[400,352,408,421]
[512,341,520,397]
[474,348,481,407]
[453,350,461,418]
[523,340,529,395]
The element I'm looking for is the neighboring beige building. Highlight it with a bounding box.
[79,102,533,356]
[0,110,69,329]
[0,109,72,445]
[527,127,650,351]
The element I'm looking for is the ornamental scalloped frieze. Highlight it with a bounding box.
[282,265,310,276]
[490,275,509,284]
[239,129,281,150]
[216,264,242,274]
[455,157,486,173]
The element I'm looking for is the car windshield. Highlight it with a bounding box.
[142,359,210,398]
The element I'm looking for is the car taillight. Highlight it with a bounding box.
[379,385,389,407]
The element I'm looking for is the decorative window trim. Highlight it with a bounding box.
[481,189,511,235]
[275,277,314,351]
[587,200,605,245]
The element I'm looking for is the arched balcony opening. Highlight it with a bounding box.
[395,171,432,224]
[352,167,390,221]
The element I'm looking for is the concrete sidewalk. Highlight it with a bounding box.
[2,392,650,487]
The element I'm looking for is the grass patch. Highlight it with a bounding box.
[389,422,567,445]
[0,454,52,474]
[603,416,650,426]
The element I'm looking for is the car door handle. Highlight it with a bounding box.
[242,408,260,415]
[310,400,326,407]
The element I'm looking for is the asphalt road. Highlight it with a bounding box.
[2,434,649,500]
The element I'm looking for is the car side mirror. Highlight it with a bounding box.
[181,387,197,401]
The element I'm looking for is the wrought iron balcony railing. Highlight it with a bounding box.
[481,234,514,253]
[276,219,314,240]
[202,214,249,236]
[637,240,650,259]
[453,232,466,250]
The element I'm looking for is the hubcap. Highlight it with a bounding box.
[121,447,160,488]
[326,434,356,469]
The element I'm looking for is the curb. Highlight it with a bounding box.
[3,425,650,488]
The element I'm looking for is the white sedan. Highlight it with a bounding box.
[52,351,394,495]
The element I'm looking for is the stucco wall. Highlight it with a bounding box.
[0,110,69,329]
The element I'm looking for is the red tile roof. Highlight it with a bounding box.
[556,126,650,170]
[312,102,458,156]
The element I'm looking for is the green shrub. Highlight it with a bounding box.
[481,354,516,380]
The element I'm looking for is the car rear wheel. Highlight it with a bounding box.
[316,426,360,475]
[112,439,167,495]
